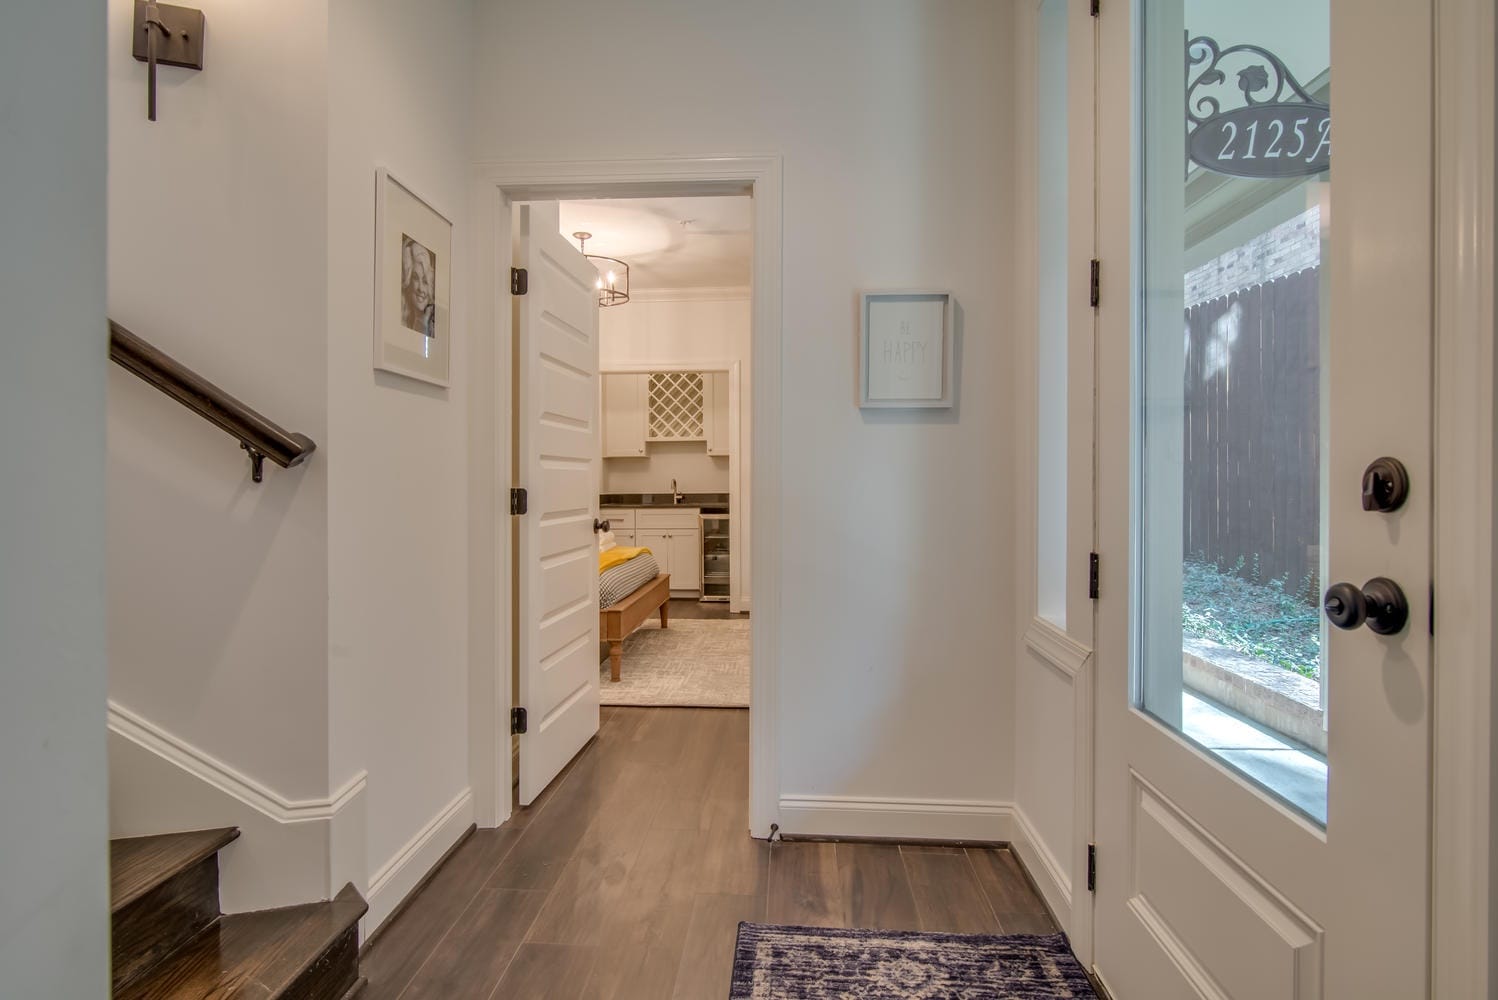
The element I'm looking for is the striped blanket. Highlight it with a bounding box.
[600,551,661,608]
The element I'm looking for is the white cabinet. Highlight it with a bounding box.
[602,373,647,458]
[704,371,731,456]
[635,508,701,593]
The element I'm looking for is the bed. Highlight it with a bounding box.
[599,547,670,682]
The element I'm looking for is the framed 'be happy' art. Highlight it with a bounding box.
[375,168,452,387]
[858,290,954,408]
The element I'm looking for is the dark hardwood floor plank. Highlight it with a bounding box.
[967,847,1060,934]
[489,943,597,1000]
[836,843,922,931]
[901,848,1000,934]
[397,889,547,1000]
[766,842,843,927]
[360,710,1061,998]
[670,893,765,1000]
[360,828,521,998]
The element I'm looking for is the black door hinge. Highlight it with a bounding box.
[510,487,528,515]
[1089,552,1100,600]
[1090,0,1100,16]
[1087,844,1097,892]
[1429,582,1435,636]
[1090,259,1101,307]
[511,707,528,735]
[511,267,529,295]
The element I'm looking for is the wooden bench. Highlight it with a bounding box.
[599,572,670,682]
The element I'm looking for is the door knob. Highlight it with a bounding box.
[1361,457,1409,512]
[1324,577,1409,635]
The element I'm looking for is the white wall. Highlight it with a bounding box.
[107,0,332,802]
[327,0,476,930]
[604,443,729,493]
[476,1,1018,828]
[1,2,109,994]
[106,0,479,929]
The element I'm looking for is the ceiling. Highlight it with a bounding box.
[558,196,751,292]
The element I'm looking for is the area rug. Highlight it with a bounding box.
[730,924,1096,999]
[599,618,750,708]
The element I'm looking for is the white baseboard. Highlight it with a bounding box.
[777,795,1015,842]
[1008,804,1073,925]
[365,788,474,933]
[108,700,366,914]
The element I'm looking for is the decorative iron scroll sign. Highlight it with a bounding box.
[1187,35,1330,179]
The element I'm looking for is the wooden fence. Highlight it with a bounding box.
[1182,268,1321,597]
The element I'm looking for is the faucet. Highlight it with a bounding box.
[672,479,684,505]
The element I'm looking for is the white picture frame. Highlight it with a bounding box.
[858,290,954,408]
[374,167,452,387]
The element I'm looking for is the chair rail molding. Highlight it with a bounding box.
[108,699,365,914]
[1023,616,1093,681]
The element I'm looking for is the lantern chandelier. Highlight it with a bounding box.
[573,232,630,307]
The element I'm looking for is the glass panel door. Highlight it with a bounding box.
[1135,0,1331,823]
[701,513,730,602]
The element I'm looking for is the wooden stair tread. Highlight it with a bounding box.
[116,884,367,1000]
[111,828,240,913]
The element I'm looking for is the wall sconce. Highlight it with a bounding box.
[132,1,205,122]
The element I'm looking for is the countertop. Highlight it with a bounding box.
[601,492,729,512]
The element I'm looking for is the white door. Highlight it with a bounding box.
[1093,2,1432,996]
[515,201,603,806]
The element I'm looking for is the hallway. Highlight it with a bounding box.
[360,707,1056,999]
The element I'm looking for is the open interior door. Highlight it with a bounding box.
[515,201,602,805]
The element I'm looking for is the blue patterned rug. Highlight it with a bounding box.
[730,924,1096,999]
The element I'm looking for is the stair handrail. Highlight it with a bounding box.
[109,320,317,482]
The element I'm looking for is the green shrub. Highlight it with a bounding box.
[1182,559,1320,678]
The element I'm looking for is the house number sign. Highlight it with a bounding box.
[1186,36,1330,179]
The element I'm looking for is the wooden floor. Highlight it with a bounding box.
[360,707,1056,1000]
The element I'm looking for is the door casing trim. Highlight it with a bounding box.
[466,156,782,837]
[1430,0,1496,994]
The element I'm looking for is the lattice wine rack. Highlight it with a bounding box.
[647,372,705,440]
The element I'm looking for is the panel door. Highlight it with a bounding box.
[1092,2,1433,996]
[515,201,603,806]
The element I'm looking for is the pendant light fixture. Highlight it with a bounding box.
[573,232,630,307]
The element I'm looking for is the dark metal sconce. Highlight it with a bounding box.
[132,2,205,122]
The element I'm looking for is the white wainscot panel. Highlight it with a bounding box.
[1128,774,1323,1000]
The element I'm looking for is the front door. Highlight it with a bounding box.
[1093,1,1433,996]
[515,201,604,805]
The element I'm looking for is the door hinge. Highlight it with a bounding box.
[511,267,529,295]
[510,487,528,515]
[1090,0,1100,15]
[1089,552,1100,600]
[1429,582,1435,636]
[1089,259,1101,308]
[511,707,528,735]
[1087,844,1097,892]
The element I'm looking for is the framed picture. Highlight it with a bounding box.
[858,291,954,408]
[375,168,452,387]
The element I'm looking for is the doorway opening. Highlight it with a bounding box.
[509,194,754,805]
[468,157,781,843]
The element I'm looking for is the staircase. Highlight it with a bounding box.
[110,828,366,999]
